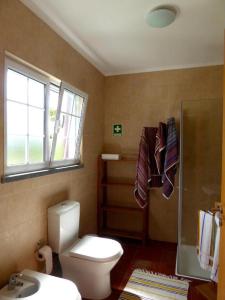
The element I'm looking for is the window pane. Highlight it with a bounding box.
[48,86,59,152]
[61,90,74,114]
[69,116,81,140]
[28,78,44,108]
[7,69,27,103]
[53,113,70,161]
[58,113,71,139]
[29,107,44,136]
[7,135,26,165]
[73,95,84,117]
[29,137,43,163]
[66,139,76,159]
[54,136,65,161]
[53,115,81,161]
[7,101,27,135]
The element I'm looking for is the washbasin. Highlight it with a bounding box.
[16,281,39,298]
[0,269,81,300]
[0,275,39,299]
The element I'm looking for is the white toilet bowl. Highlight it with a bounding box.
[59,235,123,299]
[48,201,123,299]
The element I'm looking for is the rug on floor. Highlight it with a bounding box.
[119,269,189,300]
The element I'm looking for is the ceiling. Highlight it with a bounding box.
[20,0,225,76]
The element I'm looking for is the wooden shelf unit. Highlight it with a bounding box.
[97,155,148,244]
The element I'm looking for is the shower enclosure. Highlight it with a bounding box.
[176,98,222,280]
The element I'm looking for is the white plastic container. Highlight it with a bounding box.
[101,154,121,160]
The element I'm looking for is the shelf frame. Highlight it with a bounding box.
[97,155,148,244]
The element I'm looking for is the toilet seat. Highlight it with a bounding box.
[69,235,123,262]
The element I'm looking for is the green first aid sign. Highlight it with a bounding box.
[112,124,122,136]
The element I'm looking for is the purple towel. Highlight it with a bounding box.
[162,118,178,199]
[134,128,162,208]
[155,122,166,174]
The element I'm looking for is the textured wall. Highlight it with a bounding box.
[0,0,223,289]
[0,0,104,286]
[104,66,223,243]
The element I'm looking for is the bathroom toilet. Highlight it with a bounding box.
[48,200,123,299]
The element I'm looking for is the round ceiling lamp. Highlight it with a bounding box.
[145,7,177,28]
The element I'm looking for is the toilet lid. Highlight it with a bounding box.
[69,235,123,262]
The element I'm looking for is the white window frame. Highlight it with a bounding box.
[4,58,88,175]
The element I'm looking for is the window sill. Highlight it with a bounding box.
[1,164,84,183]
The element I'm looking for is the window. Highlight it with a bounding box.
[4,58,88,176]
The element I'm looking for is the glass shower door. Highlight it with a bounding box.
[176,98,222,280]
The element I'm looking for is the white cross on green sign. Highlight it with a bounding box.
[113,124,122,136]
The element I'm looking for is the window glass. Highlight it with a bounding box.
[53,87,85,163]
[5,59,87,175]
[48,84,59,154]
[6,69,45,167]
[7,135,26,166]
[73,95,83,117]
[54,114,71,161]
[7,69,27,103]
[28,78,44,108]
[29,137,44,163]
[7,102,27,135]
[61,89,74,114]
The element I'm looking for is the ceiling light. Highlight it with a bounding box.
[145,7,177,28]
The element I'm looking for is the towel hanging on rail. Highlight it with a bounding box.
[211,211,221,283]
[134,127,150,208]
[134,127,162,208]
[162,117,178,199]
[197,210,213,271]
[155,122,166,175]
[197,209,221,283]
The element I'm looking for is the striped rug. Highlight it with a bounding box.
[119,269,189,300]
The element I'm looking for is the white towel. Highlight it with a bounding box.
[210,212,220,282]
[198,210,213,271]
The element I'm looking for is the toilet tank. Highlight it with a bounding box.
[48,200,80,253]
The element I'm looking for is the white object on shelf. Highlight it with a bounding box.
[101,154,121,160]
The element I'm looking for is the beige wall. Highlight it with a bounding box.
[104,66,223,243]
[0,0,224,289]
[0,0,104,286]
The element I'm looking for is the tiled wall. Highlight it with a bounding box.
[103,66,223,243]
[0,0,104,286]
[0,0,223,288]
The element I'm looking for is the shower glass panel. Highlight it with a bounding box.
[176,98,222,280]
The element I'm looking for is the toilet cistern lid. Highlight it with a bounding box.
[69,235,123,262]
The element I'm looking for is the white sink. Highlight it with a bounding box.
[0,276,39,298]
[0,270,81,300]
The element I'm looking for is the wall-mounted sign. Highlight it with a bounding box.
[112,124,122,136]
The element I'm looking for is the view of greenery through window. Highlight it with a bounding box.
[6,62,86,174]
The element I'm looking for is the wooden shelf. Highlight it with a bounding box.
[100,227,144,240]
[102,156,137,162]
[101,204,142,213]
[97,155,148,244]
[101,179,135,187]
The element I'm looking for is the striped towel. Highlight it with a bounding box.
[155,122,166,175]
[162,117,178,199]
[134,128,150,208]
[197,210,213,271]
[134,128,162,208]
